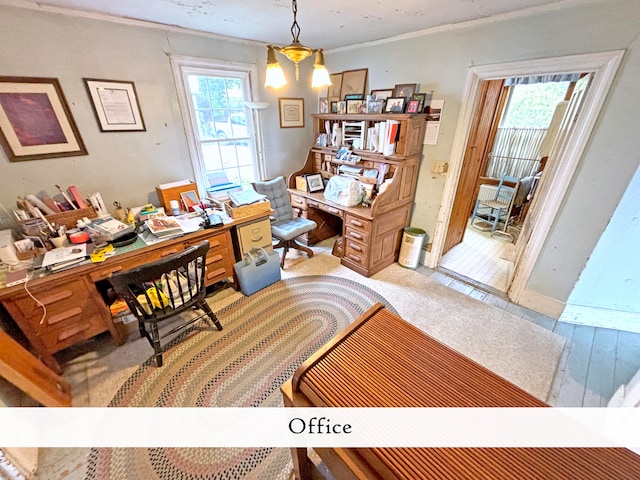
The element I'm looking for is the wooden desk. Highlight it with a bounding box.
[282,303,640,480]
[0,211,270,374]
[289,189,411,277]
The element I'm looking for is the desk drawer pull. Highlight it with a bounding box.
[98,267,123,279]
[293,198,304,205]
[40,290,73,305]
[308,200,319,208]
[57,323,91,342]
[47,307,83,326]
[349,219,364,228]
[206,254,224,265]
[160,248,179,257]
[327,207,339,214]
[349,231,363,240]
[348,243,362,252]
[209,240,221,249]
[348,254,363,263]
[250,236,264,243]
[206,267,226,280]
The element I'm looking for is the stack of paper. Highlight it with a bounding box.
[42,244,89,272]
[228,189,266,206]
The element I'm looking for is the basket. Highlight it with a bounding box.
[46,206,97,229]
[224,199,271,219]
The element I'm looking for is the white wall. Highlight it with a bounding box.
[0,5,316,215]
[324,0,640,309]
[560,164,640,332]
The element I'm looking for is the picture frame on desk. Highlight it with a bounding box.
[306,173,324,193]
[384,97,406,113]
[370,88,393,100]
[83,78,146,132]
[340,68,368,99]
[393,83,417,100]
[0,76,88,162]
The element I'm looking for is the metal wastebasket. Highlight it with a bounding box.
[398,227,426,269]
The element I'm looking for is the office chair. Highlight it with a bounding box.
[252,176,317,268]
[109,241,222,367]
[470,173,520,234]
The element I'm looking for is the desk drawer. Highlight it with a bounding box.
[345,226,370,245]
[290,194,307,210]
[344,241,369,266]
[88,244,185,281]
[187,231,234,285]
[38,313,107,353]
[9,279,105,335]
[307,199,343,219]
[237,219,272,255]
[345,214,371,234]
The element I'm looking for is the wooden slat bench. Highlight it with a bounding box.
[281,303,640,479]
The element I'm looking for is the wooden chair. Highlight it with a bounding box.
[109,241,222,367]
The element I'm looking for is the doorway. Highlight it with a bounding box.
[439,79,572,293]
[428,51,624,315]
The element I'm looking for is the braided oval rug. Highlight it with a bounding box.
[85,275,395,480]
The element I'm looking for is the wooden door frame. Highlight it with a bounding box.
[429,50,624,315]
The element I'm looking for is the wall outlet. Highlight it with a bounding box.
[432,161,449,174]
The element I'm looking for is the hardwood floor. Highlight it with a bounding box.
[424,268,640,407]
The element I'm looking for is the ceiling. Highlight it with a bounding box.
[15,0,573,50]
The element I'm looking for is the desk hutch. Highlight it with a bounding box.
[288,113,427,277]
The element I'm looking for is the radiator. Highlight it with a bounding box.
[478,184,498,202]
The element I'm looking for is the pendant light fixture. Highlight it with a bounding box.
[264,0,331,89]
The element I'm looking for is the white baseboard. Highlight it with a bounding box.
[515,288,565,319]
[560,304,640,334]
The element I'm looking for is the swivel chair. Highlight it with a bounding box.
[252,177,317,268]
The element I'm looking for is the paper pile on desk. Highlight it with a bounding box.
[41,244,89,271]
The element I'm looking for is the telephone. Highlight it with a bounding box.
[203,209,223,228]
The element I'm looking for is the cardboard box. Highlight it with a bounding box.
[155,181,199,214]
[295,175,309,192]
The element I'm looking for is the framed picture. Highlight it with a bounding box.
[337,101,346,115]
[393,83,417,100]
[367,99,384,114]
[0,76,88,162]
[384,97,406,113]
[406,100,420,114]
[83,78,145,132]
[346,99,365,114]
[278,98,304,128]
[180,190,200,211]
[411,93,427,112]
[318,97,328,114]
[370,89,394,100]
[306,173,324,193]
[330,101,338,113]
[327,73,343,99]
[340,68,368,98]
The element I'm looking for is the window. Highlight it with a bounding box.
[171,56,263,195]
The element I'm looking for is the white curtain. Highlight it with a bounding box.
[486,127,547,178]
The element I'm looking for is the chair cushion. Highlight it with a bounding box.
[272,217,317,241]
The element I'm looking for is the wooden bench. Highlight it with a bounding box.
[281,303,640,479]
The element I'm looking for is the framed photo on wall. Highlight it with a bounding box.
[83,78,146,132]
[0,76,88,162]
[278,98,304,128]
[393,83,417,100]
[340,69,368,99]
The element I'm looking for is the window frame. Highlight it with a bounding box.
[170,55,264,196]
